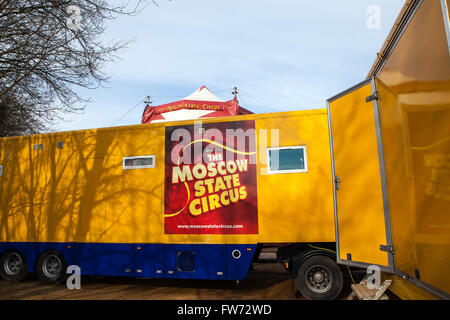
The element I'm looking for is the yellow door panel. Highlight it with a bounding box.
[374,0,450,298]
[328,80,391,268]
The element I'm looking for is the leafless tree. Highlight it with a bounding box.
[0,0,151,137]
[0,91,47,136]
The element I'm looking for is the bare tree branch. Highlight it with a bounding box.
[0,0,154,137]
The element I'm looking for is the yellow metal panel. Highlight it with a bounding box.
[329,82,389,266]
[0,110,335,245]
[384,274,438,300]
[376,0,450,297]
[255,111,335,243]
[101,127,166,244]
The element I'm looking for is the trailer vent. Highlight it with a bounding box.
[123,155,155,169]
[33,144,43,150]
[176,251,195,272]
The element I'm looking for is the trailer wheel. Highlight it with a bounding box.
[36,250,67,284]
[0,249,28,281]
[296,255,343,300]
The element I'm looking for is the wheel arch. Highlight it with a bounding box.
[292,249,336,278]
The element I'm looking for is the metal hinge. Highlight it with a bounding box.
[334,175,341,190]
[366,91,379,102]
[380,244,394,254]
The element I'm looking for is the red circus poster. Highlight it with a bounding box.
[164,120,258,234]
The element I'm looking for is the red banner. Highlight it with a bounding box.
[156,101,222,113]
[141,99,239,123]
[164,120,258,234]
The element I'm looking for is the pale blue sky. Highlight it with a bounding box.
[57,0,405,132]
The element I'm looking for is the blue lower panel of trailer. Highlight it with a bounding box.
[77,243,135,277]
[0,242,256,280]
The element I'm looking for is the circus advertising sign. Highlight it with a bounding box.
[164,120,258,234]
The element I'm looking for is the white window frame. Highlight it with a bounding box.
[266,146,308,174]
[123,155,155,170]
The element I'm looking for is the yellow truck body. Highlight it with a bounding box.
[0,109,334,245]
[0,109,336,283]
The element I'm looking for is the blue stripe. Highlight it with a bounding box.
[0,242,256,280]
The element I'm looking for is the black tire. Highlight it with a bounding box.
[36,250,67,284]
[0,249,28,281]
[296,255,343,300]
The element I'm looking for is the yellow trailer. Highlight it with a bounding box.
[0,109,344,299]
[1,0,448,301]
[327,0,450,300]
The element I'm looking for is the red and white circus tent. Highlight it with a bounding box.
[141,86,253,124]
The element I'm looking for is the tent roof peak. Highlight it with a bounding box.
[183,85,224,102]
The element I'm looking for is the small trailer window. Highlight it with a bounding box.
[0,165,2,176]
[123,155,155,169]
[267,146,307,174]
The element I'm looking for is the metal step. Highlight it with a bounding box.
[347,275,393,300]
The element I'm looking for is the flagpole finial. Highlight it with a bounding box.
[144,95,152,107]
[232,87,238,99]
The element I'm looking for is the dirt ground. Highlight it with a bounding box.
[0,262,348,300]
